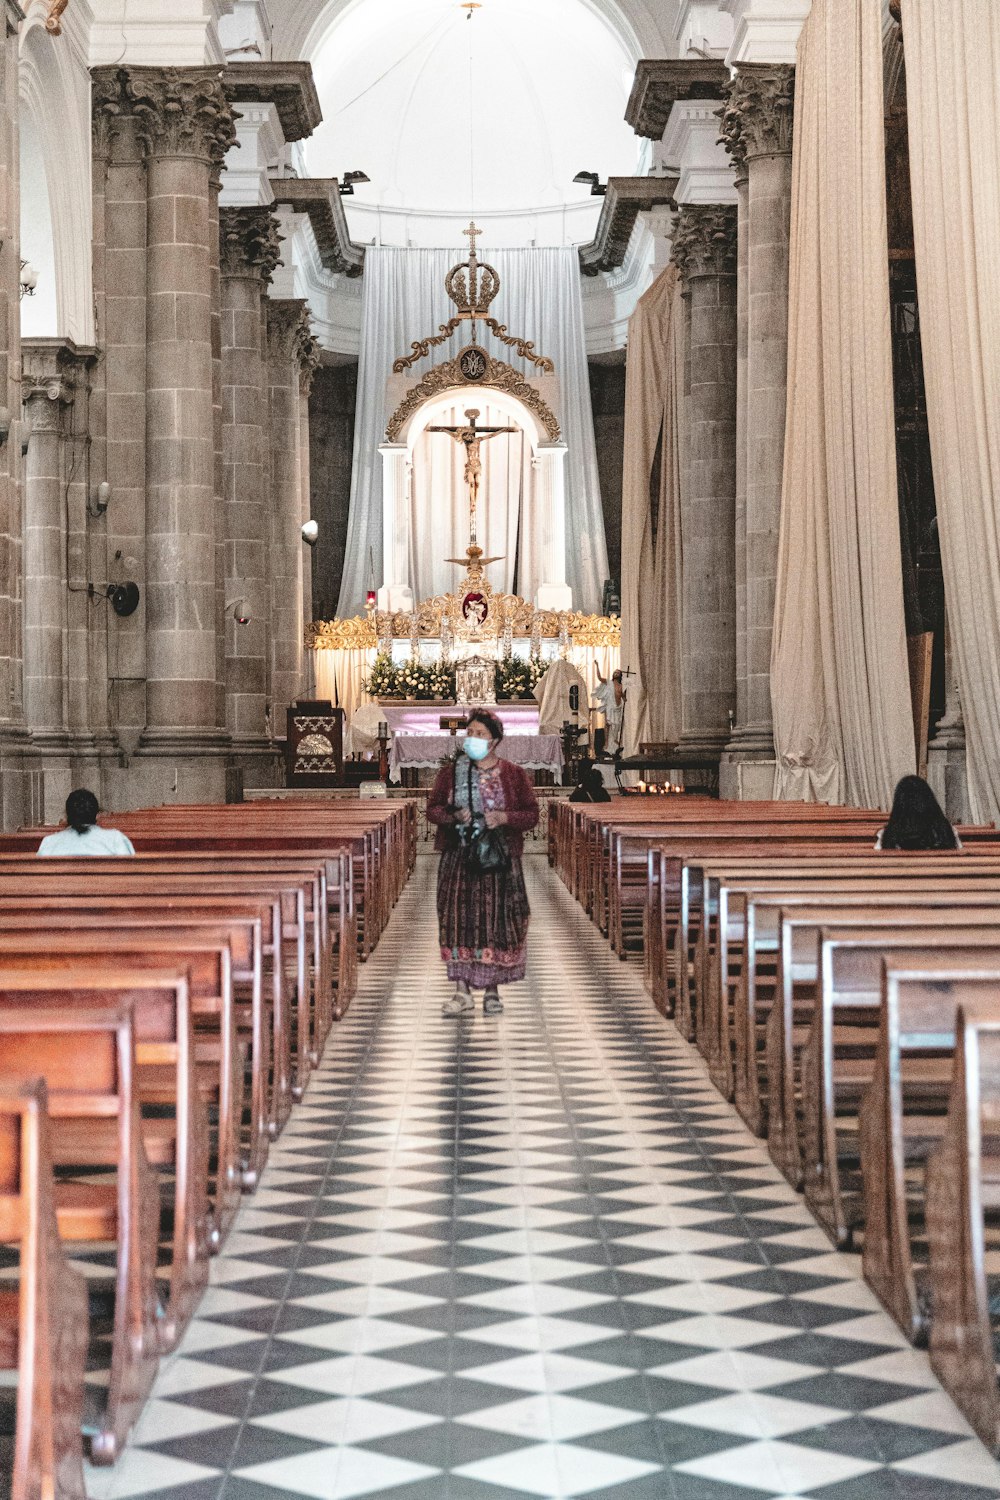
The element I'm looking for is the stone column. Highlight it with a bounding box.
[672,205,739,759]
[927,621,971,822]
[299,355,317,634]
[0,2,38,829]
[132,67,236,783]
[720,64,795,796]
[220,206,281,767]
[267,299,314,722]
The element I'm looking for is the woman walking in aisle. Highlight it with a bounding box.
[428,709,539,1016]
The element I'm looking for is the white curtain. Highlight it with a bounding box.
[620,265,684,755]
[769,0,915,809]
[408,402,533,601]
[315,646,375,745]
[904,0,1000,824]
[337,246,609,617]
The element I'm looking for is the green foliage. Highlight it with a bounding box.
[365,654,456,700]
[495,656,547,701]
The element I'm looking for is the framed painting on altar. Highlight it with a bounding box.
[462,590,488,629]
[455,655,496,705]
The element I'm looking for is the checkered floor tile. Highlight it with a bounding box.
[79,855,1000,1499]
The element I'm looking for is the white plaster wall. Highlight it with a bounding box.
[19,2,95,346]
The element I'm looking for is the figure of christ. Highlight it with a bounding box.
[428,408,518,548]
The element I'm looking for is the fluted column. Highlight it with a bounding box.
[672,205,739,757]
[720,65,795,792]
[220,206,281,750]
[267,299,316,720]
[131,67,236,749]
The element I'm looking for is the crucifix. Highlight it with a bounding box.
[429,407,518,552]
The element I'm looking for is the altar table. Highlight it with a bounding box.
[389,733,563,784]
[382,703,540,736]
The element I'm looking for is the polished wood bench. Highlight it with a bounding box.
[0,1000,160,1464]
[0,1079,88,1500]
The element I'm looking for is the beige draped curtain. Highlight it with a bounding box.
[620,265,684,756]
[903,0,1000,824]
[769,0,915,809]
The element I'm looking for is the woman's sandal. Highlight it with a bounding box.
[483,989,504,1016]
[442,988,474,1017]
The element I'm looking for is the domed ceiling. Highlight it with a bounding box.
[306,0,643,247]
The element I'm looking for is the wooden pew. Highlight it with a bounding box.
[0,1079,88,1500]
[0,901,270,1188]
[0,1002,160,1464]
[926,1001,1000,1452]
[859,959,1000,1343]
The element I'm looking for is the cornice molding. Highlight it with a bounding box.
[269,175,365,278]
[578,174,678,277]
[224,60,322,142]
[626,58,729,141]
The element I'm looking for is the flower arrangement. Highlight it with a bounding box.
[495,656,547,701]
[365,654,457,700]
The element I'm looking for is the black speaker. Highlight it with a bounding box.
[108,582,141,618]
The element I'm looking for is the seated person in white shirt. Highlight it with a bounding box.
[37,789,136,858]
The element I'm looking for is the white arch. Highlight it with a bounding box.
[395,385,552,456]
[271,0,670,72]
[19,4,95,346]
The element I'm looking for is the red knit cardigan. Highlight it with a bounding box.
[426,756,540,857]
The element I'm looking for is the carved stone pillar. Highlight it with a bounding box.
[220,206,281,759]
[0,2,39,828]
[299,355,317,632]
[267,299,316,720]
[927,620,971,822]
[672,205,739,758]
[719,64,794,796]
[132,67,236,773]
[22,341,101,818]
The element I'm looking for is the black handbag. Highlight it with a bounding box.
[454,759,510,875]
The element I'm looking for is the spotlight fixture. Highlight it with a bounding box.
[88,480,111,518]
[18,260,38,299]
[338,171,371,197]
[301,519,319,547]
[573,171,607,197]
[229,599,251,626]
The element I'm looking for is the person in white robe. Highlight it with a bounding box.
[593,665,626,756]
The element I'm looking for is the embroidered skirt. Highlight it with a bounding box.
[437,846,531,988]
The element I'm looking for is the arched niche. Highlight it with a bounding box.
[18,8,95,344]
[379,382,570,615]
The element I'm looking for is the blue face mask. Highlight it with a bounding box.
[463,736,491,762]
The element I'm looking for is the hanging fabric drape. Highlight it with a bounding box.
[769,0,915,809]
[336,246,609,618]
[407,402,532,601]
[903,0,1000,823]
[314,647,375,752]
[620,265,684,755]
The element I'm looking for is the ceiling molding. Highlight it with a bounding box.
[269,175,366,276]
[225,59,322,141]
[626,58,729,140]
[578,173,678,276]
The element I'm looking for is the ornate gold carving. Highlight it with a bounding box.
[305,599,620,651]
[481,320,554,372]
[386,351,561,443]
[306,617,378,651]
[393,318,464,374]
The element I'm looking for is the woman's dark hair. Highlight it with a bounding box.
[65,788,100,836]
[467,708,504,743]
[880,775,959,851]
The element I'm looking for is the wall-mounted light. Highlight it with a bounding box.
[301,519,319,547]
[573,171,607,198]
[338,171,370,197]
[19,261,38,300]
[227,597,251,626]
[88,480,111,518]
[86,581,141,617]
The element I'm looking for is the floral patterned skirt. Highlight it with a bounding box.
[437,847,531,989]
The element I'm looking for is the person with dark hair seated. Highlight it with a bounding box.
[569,766,612,803]
[428,708,539,1017]
[37,789,136,857]
[876,774,961,851]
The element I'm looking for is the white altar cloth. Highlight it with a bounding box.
[383,703,540,736]
[389,734,563,784]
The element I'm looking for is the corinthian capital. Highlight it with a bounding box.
[724,64,795,162]
[220,207,283,284]
[124,66,236,165]
[671,205,738,284]
[267,298,312,363]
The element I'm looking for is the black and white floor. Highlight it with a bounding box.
[85,856,1000,1500]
